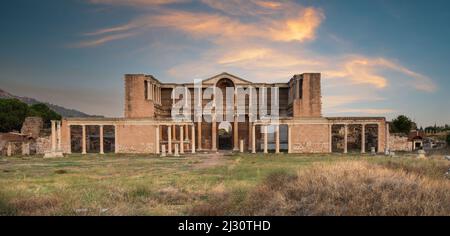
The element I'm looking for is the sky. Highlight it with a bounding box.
[0,0,449,127]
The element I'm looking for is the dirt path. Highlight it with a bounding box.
[192,152,227,169]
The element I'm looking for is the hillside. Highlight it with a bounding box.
[0,88,98,117]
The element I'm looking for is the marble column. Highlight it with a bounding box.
[167,126,172,154]
[251,124,256,153]
[57,121,61,151]
[361,124,366,153]
[51,120,56,152]
[233,115,239,151]
[172,125,176,142]
[156,125,160,154]
[184,124,189,151]
[68,125,72,154]
[211,119,217,151]
[263,125,268,154]
[82,125,87,154]
[248,121,253,150]
[385,123,390,152]
[179,125,184,154]
[99,125,104,154]
[114,125,118,153]
[329,124,332,153]
[288,125,292,154]
[197,121,202,150]
[344,124,348,154]
[275,125,280,154]
[191,124,195,153]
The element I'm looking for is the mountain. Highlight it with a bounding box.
[0,88,100,117]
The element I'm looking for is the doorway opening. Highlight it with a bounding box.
[218,121,232,150]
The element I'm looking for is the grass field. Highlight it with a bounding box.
[0,152,449,216]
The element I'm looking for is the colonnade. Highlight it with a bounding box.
[146,81,161,105]
[159,123,196,155]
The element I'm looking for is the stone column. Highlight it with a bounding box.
[114,124,119,153]
[329,124,332,153]
[172,125,176,141]
[184,124,189,151]
[385,122,390,152]
[197,121,202,150]
[22,142,30,155]
[263,125,268,154]
[233,115,239,151]
[68,125,72,154]
[150,83,154,101]
[251,124,256,153]
[275,125,280,154]
[288,125,292,154]
[248,121,252,150]
[179,125,184,154]
[211,119,217,151]
[156,125,160,154]
[82,125,87,155]
[161,145,166,157]
[51,120,56,152]
[57,121,62,151]
[167,126,172,154]
[344,124,348,154]
[174,144,179,157]
[361,124,366,153]
[7,142,12,157]
[99,125,104,154]
[191,124,195,154]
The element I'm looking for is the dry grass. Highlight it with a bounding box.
[1,154,449,215]
[191,161,450,216]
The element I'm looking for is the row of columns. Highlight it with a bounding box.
[50,120,62,153]
[67,124,117,155]
[250,124,284,154]
[336,123,384,154]
[161,124,195,155]
[147,82,161,105]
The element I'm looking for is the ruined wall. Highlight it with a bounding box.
[21,117,43,139]
[124,74,155,118]
[291,73,322,118]
[116,124,157,153]
[378,121,387,152]
[290,124,329,153]
[389,134,413,152]
[36,136,51,154]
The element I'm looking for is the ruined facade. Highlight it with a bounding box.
[52,72,389,156]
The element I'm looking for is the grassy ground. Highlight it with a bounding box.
[0,152,449,215]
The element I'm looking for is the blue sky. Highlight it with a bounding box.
[1,0,449,127]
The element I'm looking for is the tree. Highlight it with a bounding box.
[446,134,450,146]
[391,115,413,135]
[0,99,29,132]
[28,103,62,128]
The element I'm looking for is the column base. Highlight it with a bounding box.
[44,151,64,158]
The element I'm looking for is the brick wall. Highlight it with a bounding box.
[124,74,155,118]
[291,124,329,153]
[116,124,157,153]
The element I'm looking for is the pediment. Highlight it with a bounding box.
[202,72,253,85]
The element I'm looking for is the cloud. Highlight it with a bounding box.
[322,95,385,109]
[323,56,436,92]
[89,0,188,7]
[72,32,136,48]
[78,0,435,118]
[80,1,324,46]
[327,108,396,115]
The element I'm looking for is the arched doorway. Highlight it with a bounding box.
[215,78,236,150]
[218,121,232,150]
